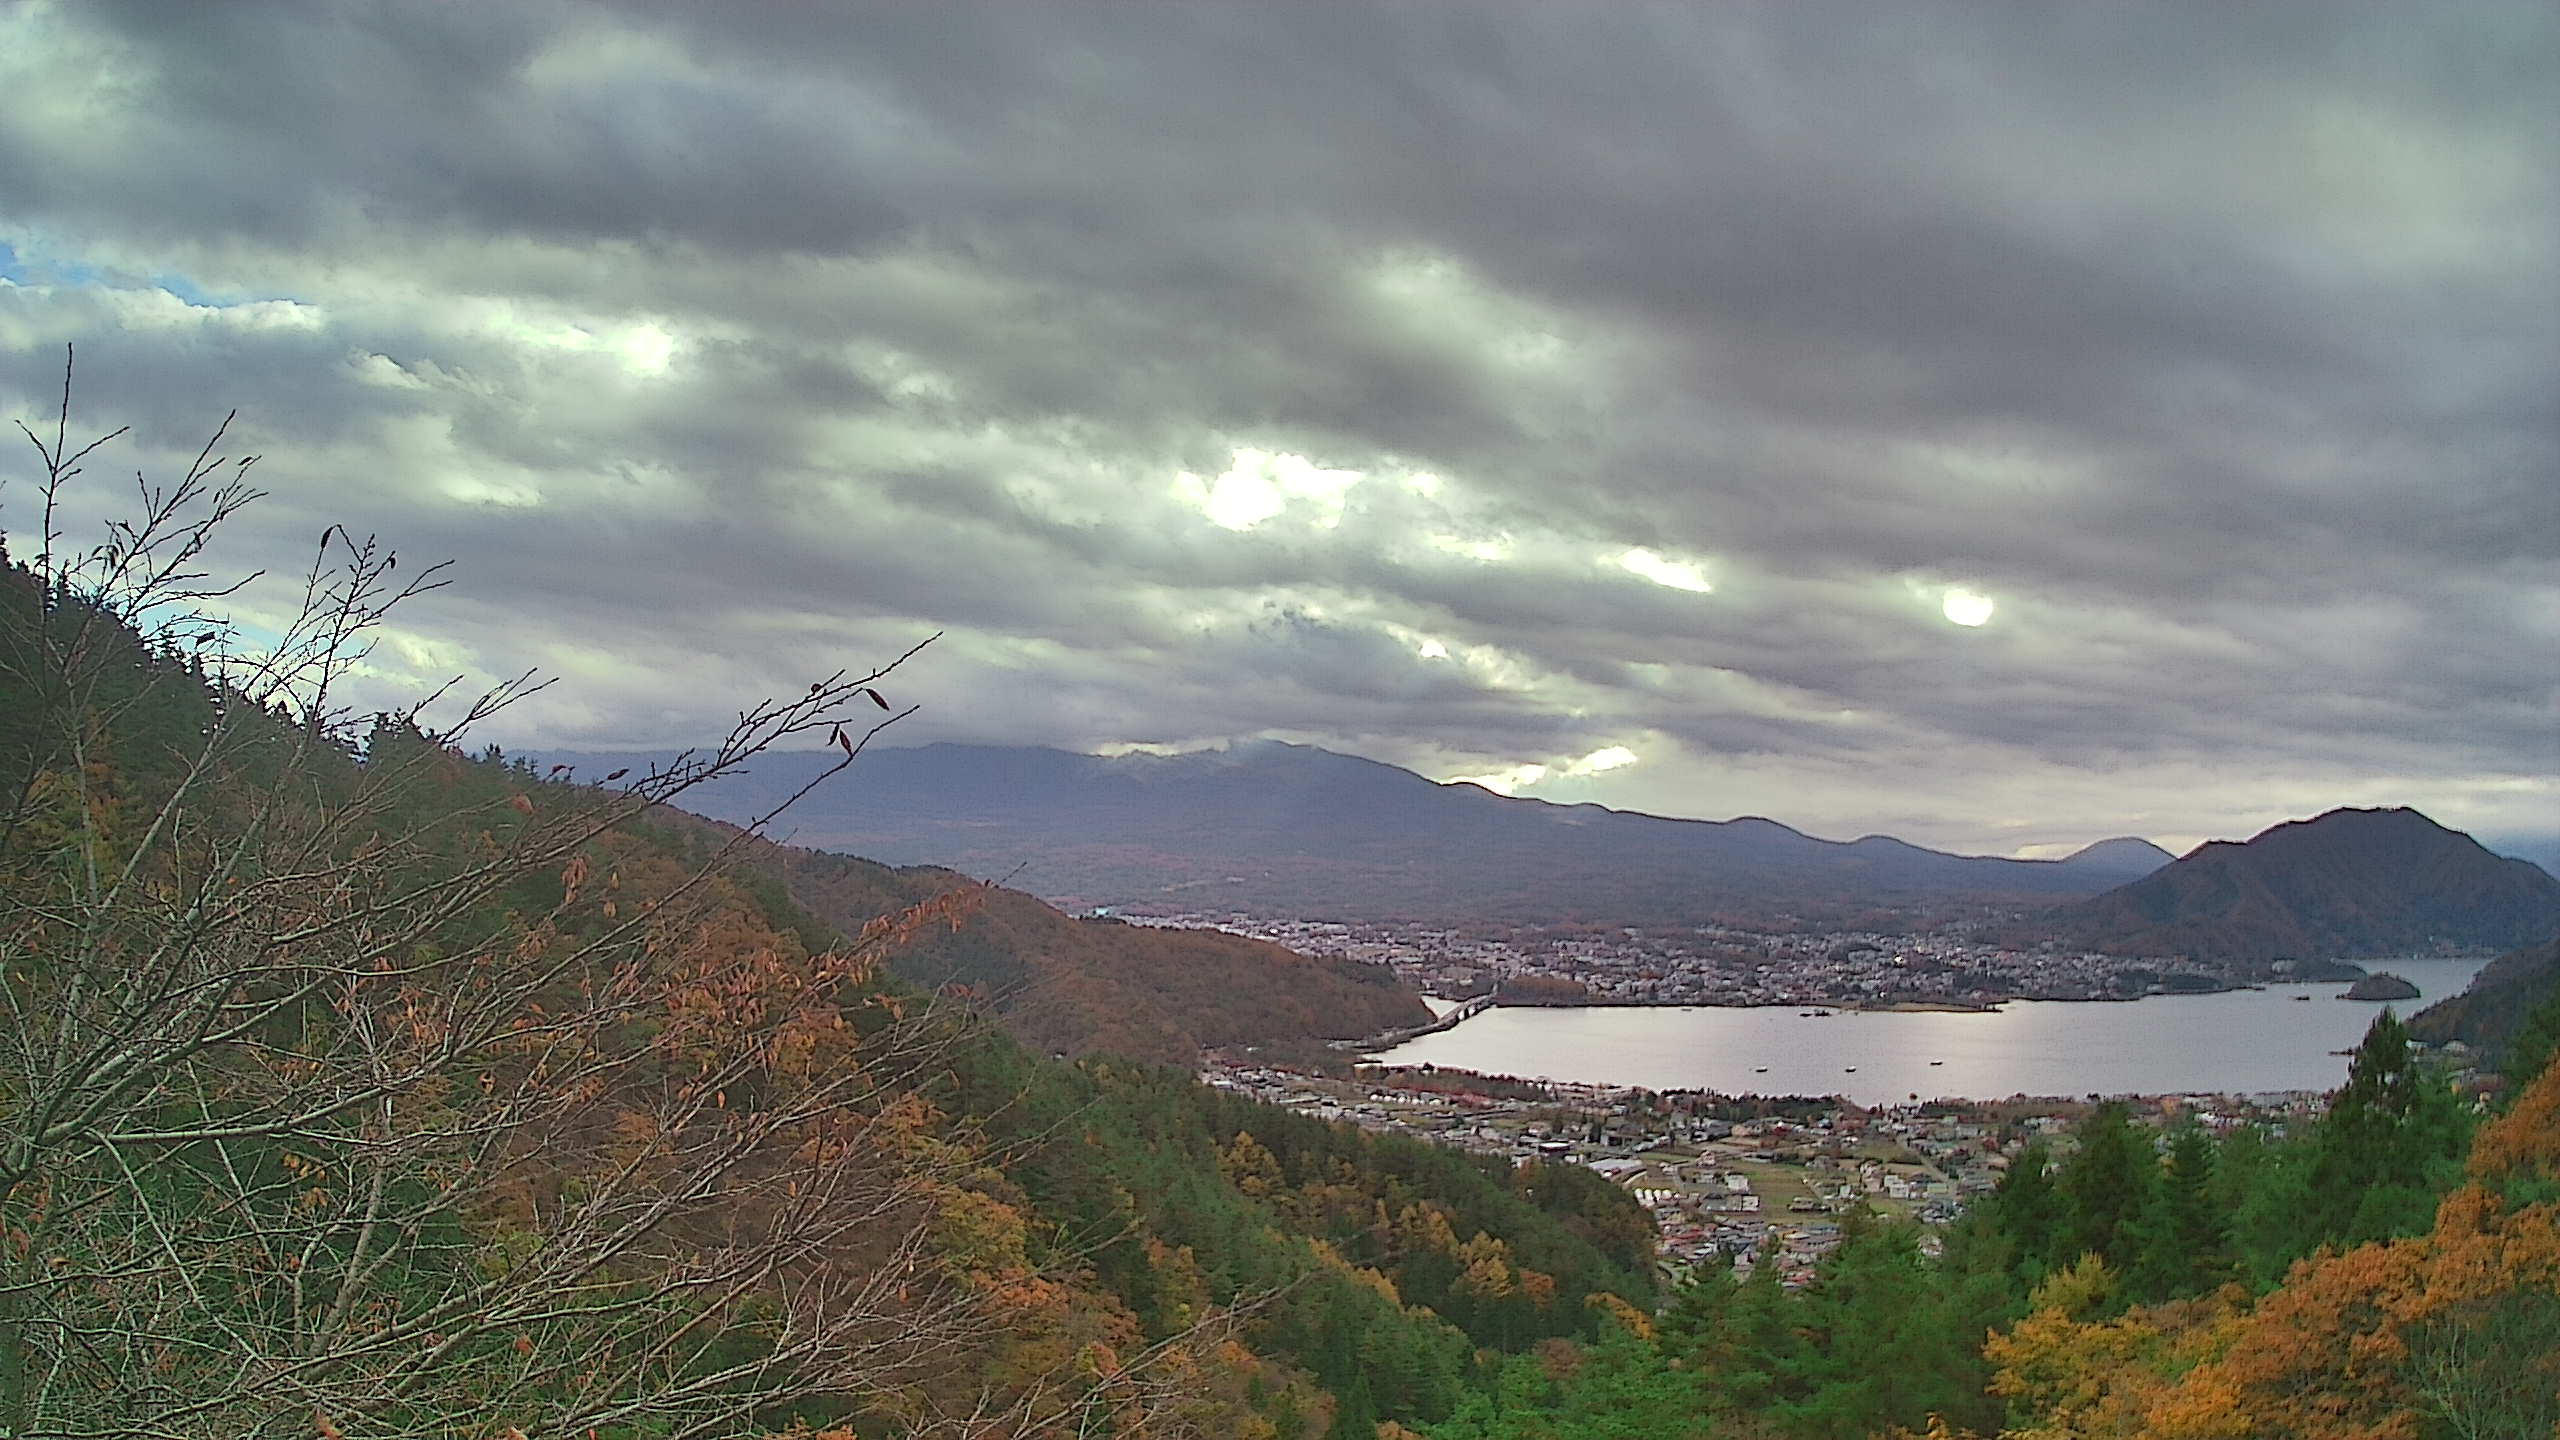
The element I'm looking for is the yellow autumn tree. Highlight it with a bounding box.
[1986,1261,2243,1440]
[1987,1062,2560,1440]
[2135,1063,2560,1440]
[1218,1130,1285,1198]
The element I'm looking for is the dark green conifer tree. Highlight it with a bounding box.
[1326,1369,1378,1440]
[1694,1236,1804,1418]
[2056,1102,2155,1274]
[1773,1216,1985,1440]
[1988,1139,2063,1275]
[2504,986,2560,1098]
[2125,1124,2232,1301]
[2306,1009,2474,1248]
[2214,1123,2316,1289]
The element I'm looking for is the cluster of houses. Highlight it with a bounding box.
[1135,909,2232,1007]
[1199,1054,2343,1287]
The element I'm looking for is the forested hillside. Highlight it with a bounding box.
[2033,807,2560,972]
[747,841,1428,1065]
[2408,935,2560,1068]
[0,482,1651,1437]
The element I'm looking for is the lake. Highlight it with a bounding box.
[1371,957,2495,1104]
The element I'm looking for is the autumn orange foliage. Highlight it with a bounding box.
[1987,1065,2560,1440]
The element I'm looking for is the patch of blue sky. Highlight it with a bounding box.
[0,237,105,290]
[0,236,285,308]
[152,271,224,306]
[135,267,298,310]
[129,595,293,663]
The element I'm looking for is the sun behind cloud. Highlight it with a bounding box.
[1567,745,1638,775]
[1941,587,1996,627]
[1616,547,1712,593]
[1450,762,1550,795]
[1175,448,1363,531]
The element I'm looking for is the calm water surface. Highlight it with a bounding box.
[1374,958,2494,1104]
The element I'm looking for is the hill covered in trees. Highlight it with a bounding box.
[0,465,1651,1438]
[2409,934,2560,1068]
[742,839,1430,1064]
[2028,806,2560,972]
[538,741,2165,928]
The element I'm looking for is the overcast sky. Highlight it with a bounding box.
[1,1,2552,857]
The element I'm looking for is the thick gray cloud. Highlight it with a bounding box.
[0,0,2552,857]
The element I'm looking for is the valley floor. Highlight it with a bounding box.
[1200,1056,2327,1285]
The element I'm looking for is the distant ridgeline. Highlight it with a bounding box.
[2023,806,2560,977]
[538,745,2560,984]
[534,741,2172,927]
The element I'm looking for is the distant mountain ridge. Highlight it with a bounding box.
[539,740,2166,925]
[2059,836,2180,880]
[2032,807,2560,971]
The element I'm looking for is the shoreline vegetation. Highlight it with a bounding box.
[1408,987,2262,1026]
[1408,964,2459,1025]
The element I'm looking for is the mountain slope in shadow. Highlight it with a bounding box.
[543,740,2165,925]
[2033,807,2560,971]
